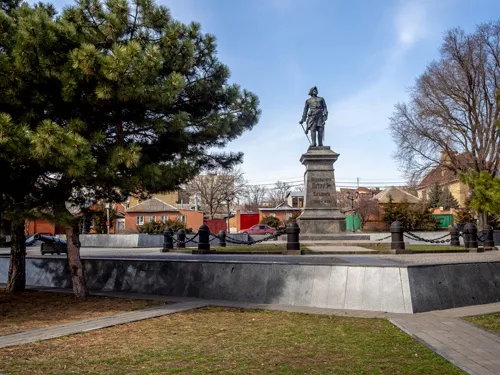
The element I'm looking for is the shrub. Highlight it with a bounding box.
[383,198,438,231]
[454,207,475,224]
[138,219,186,234]
[260,215,281,229]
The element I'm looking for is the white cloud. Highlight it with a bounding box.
[394,0,429,47]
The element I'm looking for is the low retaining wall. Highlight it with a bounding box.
[54,233,250,248]
[1,257,498,313]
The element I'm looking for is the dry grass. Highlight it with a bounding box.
[465,313,500,334]
[0,307,464,374]
[0,289,165,335]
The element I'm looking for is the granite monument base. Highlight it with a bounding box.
[298,146,346,235]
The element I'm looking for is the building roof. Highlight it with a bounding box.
[259,203,302,211]
[374,187,421,204]
[418,167,458,188]
[286,190,304,198]
[126,197,179,213]
[417,152,479,188]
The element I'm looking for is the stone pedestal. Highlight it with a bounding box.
[298,146,346,234]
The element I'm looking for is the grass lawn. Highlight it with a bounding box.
[464,313,500,334]
[0,289,165,335]
[0,307,464,375]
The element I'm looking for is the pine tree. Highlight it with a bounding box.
[439,187,459,210]
[428,183,442,208]
[462,171,500,214]
[0,0,260,296]
[382,194,395,225]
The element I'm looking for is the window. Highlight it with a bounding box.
[269,213,276,217]
[148,216,156,223]
[161,216,169,223]
[286,212,293,219]
[179,215,186,223]
[136,216,144,225]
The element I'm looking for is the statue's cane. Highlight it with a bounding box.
[299,121,312,145]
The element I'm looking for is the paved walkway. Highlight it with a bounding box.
[391,303,500,375]
[1,287,500,375]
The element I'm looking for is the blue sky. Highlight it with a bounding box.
[163,0,500,189]
[49,0,500,188]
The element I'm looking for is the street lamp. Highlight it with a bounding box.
[346,191,359,233]
[105,202,111,234]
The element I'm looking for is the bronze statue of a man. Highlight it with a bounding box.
[299,86,328,147]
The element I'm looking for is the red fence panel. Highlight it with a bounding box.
[204,219,227,234]
[240,214,259,231]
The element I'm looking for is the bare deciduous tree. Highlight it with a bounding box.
[241,185,267,212]
[187,168,245,219]
[266,181,292,206]
[355,197,380,229]
[390,22,500,227]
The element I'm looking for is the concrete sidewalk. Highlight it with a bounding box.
[391,304,500,375]
[2,287,500,375]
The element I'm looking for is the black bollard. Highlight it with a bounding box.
[390,221,405,252]
[218,230,226,247]
[177,228,186,249]
[463,223,470,249]
[162,227,173,252]
[464,223,481,252]
[197,224,211,254]
[483,225,494,250]
[450,226,460,247]
[284,222,301,255]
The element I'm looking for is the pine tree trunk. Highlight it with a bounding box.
[65,220,88,298]
[477,212,488,231]
[6,219,26,292]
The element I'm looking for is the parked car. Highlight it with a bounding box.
[240,224,276,235]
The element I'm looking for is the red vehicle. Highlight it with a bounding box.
[240,224,276,235]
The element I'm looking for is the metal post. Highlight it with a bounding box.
[450,226,460,247]
[483,225,494,250]
[197,224,211,254]
[390,221,405,252]
[177,228,186,249]
[218,230,226,247]
[464,223,481,252]
[105,202,111,234]
[463,223,470,249]
[284,222,301,255]
[162,227,173,252]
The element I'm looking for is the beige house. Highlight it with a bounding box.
[415,161,470,207]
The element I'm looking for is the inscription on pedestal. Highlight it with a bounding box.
[307,175,336,208]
